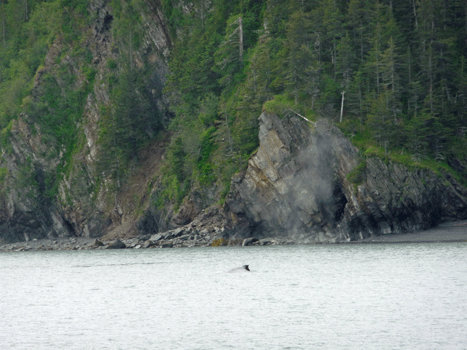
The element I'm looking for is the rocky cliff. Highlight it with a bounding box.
[1,0,467,246]
[0,0,171,243]
[224,113,467,243]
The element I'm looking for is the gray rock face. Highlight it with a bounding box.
[93,239,104,247]
[142,240,154,249]
[149,234,163,242]
[106,239,126,249]
[225,113,467,242]
[226,113,352,242]
[242,238,257,246]
[343,157,467,240]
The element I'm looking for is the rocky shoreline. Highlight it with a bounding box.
[0,233,289,252]
[1,220,466,252]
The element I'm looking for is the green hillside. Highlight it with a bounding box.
[162,0,467,206]
[1,0,467,215]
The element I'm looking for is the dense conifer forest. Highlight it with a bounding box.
[1,0,467,210]
[162,0,467,205]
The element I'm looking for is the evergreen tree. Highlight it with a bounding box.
[347,0,372,63]
[380,36,402,122]
[214,14,245,91]
[283,10,315,105]
[416,0,442,117]
[314,0,344,79]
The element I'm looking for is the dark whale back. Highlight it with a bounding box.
[228,265,250,273]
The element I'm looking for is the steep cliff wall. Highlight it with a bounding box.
[2,1,466,245]
[225,113,467,243]
[0,0,171,243]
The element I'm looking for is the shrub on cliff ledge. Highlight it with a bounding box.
[347,159,366,185]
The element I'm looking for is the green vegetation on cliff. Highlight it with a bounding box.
[0,0,166,202]
[160,0,467,207]
[1,0,467,215]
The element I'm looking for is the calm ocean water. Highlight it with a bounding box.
[1,242,467,350]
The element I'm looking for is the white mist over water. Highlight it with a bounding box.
[1,243,467,349]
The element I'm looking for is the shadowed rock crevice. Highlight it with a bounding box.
[62,219,77,237]
[103,14,113,32]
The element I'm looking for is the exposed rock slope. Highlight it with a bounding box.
[225,113,467,243]
[1,1,466,245]
[0,0,171,243]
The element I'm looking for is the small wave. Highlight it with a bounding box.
[72,262,159,268]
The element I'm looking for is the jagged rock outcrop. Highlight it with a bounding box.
[225,113,467,243]
[0,117,74,242]
[343,157,467,239]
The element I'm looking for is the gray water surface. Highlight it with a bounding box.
[1,243,467,349]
